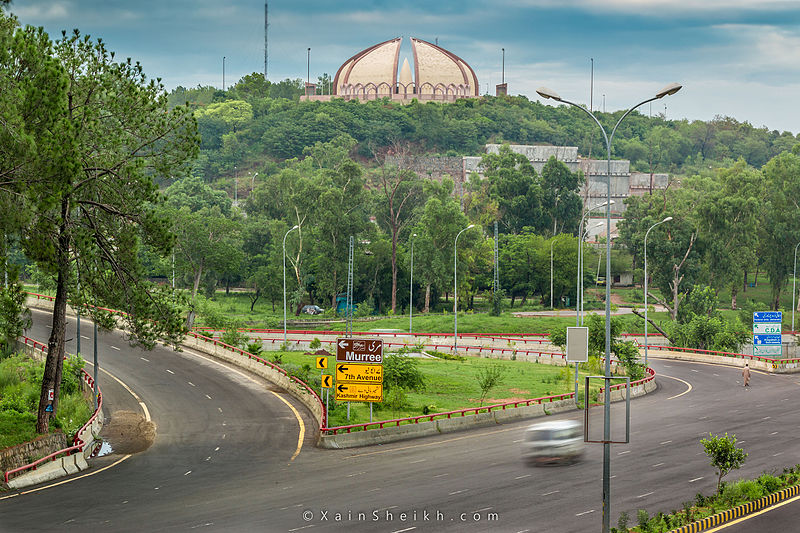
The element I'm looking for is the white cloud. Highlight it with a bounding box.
[9,1,71,21]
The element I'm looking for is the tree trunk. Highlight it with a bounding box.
[37,204,70,434]
[743,270,748,293]
[424,284,431,313]
[186,262,204,329]
[390,227,398,314]
[731,287,738,310]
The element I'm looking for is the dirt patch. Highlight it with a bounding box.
[508,388,531,395]
[101,410,156,454]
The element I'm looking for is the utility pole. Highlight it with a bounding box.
[222,56,226,91]
[264,2,268,81]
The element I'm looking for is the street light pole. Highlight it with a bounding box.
[550,238,555,310]
[793,241,800,333]
[538,81,681,533]
[307,47,311,85]
[283,225,300,345]
[644,217,672,367]
[454,224,475,354]
[410,233,417,334]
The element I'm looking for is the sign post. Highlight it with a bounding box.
[753,312,782,358]
[566,327,589,406]
[336,338,384,422]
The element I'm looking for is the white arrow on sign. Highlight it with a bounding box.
[338,340,348,350]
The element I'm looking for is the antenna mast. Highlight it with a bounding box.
[264,2,269,81]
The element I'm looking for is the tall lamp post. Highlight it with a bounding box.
[538,81,681,533]
[454,224,475,354]
[644,217,672,366]
[577,201,614,326]
[307,47,311,85]
[793,241,800,333]
[409,233,417,334]
[283,225,300,344]
[550,238,555,310]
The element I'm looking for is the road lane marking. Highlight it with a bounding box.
[618,450,631,455]
[184,471,192,476]
[390,528,416,533]
[541,490,560,496]
[166,369,175,374]
[85,361,151,422]
[638,492,654,498]
[81,335,89,339]
[434,473,448,478]
[140,357,150,362]
[658,373,693,400]
[660,440,672,445]
[689,477,704,483]
[410,459,426,464]
[449,490,467,495]
[652,463,665,467]
[515,474,531,480]
[576,510,595,516]
[206,394,212,399]
[188,381,196,387]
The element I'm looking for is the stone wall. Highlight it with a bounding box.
[385,154,463,181]
[0,433,67,473]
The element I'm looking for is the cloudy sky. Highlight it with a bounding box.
[8,0,800,133]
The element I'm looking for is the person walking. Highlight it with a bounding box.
[742,363,751,387]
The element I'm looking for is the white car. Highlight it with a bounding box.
[522,419,584,465]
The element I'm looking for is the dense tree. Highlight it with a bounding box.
[23,30,198,433]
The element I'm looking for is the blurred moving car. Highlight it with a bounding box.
[522,419,584,465]
[301,304,324,315]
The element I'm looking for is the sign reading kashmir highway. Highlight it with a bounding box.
[336,363,382,383]
[335,383,383,402]
[336,338,383,363]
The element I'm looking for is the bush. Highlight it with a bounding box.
[757,473,783,494]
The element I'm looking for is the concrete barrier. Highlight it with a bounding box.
[7,453,88,490]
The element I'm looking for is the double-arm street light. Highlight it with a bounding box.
[409,233,417,334]
[538,81,682,533]
[454,224,476,354]
[283,225,300,344]
[644,217,672,366]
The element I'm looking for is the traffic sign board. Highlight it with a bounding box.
[335,383,383,402]
[315,356,328,369]
[321,375,333,388]
[336,338,383,363]
[753,323,782,335]
[754,311,782,323]
[754,334,782,345]
[336,363,382,383]
[754,344,782,356]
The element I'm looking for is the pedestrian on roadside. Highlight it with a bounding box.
[742,363,751,387]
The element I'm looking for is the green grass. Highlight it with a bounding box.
[267,350,613,427]
[0,354,93,450]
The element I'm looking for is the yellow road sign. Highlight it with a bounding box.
[335,363,382,383]
[321,375,333,388]
[334,383,383,402]
[315,357,328,369]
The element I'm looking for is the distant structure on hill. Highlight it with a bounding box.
[302,37,479,103]
[387,143,671,241]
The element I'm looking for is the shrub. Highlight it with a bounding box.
[757,473,782,494]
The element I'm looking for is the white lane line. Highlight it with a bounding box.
[770,431,779,435]
[184,471,192,476]
[659,373,693,400]
[288,525,314,532]
[618,450,631,455]
[80,335,89,339]
[660,440,672,445]
[652,463,665,468]
[474,507,493,513]
[691,369,699,373]
[140,357,150,362]
[205,457,211,461]
[773,452,784,457]
[763,416,772,420]
[512,439,523,443]
[215,447,220,451]
[541,490,560,496]
[410,459,426,464]
[188,382,196,387]
[638,492,654,498]
[434,473,448,478]
[111,346,120,351]
[515,474,531,480]
[390,528,416,533]
[576,510,595,516]
[166,369,175,374]
[689,477,704,483]
[205,394,212,400]
[449,490,467,495]
[218,408,223,413]
[347,472,365,477]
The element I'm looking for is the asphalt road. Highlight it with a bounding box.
[2,310,800,532]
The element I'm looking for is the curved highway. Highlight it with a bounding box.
[2,310,800,532]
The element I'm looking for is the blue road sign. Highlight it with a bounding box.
[754,334,782,345]
[753,311,782,323]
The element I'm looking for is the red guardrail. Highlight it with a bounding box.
[4,340,103,484]
[322,366,657,436]
[642,344,800,365]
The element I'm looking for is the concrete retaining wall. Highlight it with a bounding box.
[0,433,68,473]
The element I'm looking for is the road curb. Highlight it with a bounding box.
[666,483,800,533]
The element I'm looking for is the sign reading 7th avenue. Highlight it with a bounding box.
[336,338,383,363]
[336,363,383,383]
